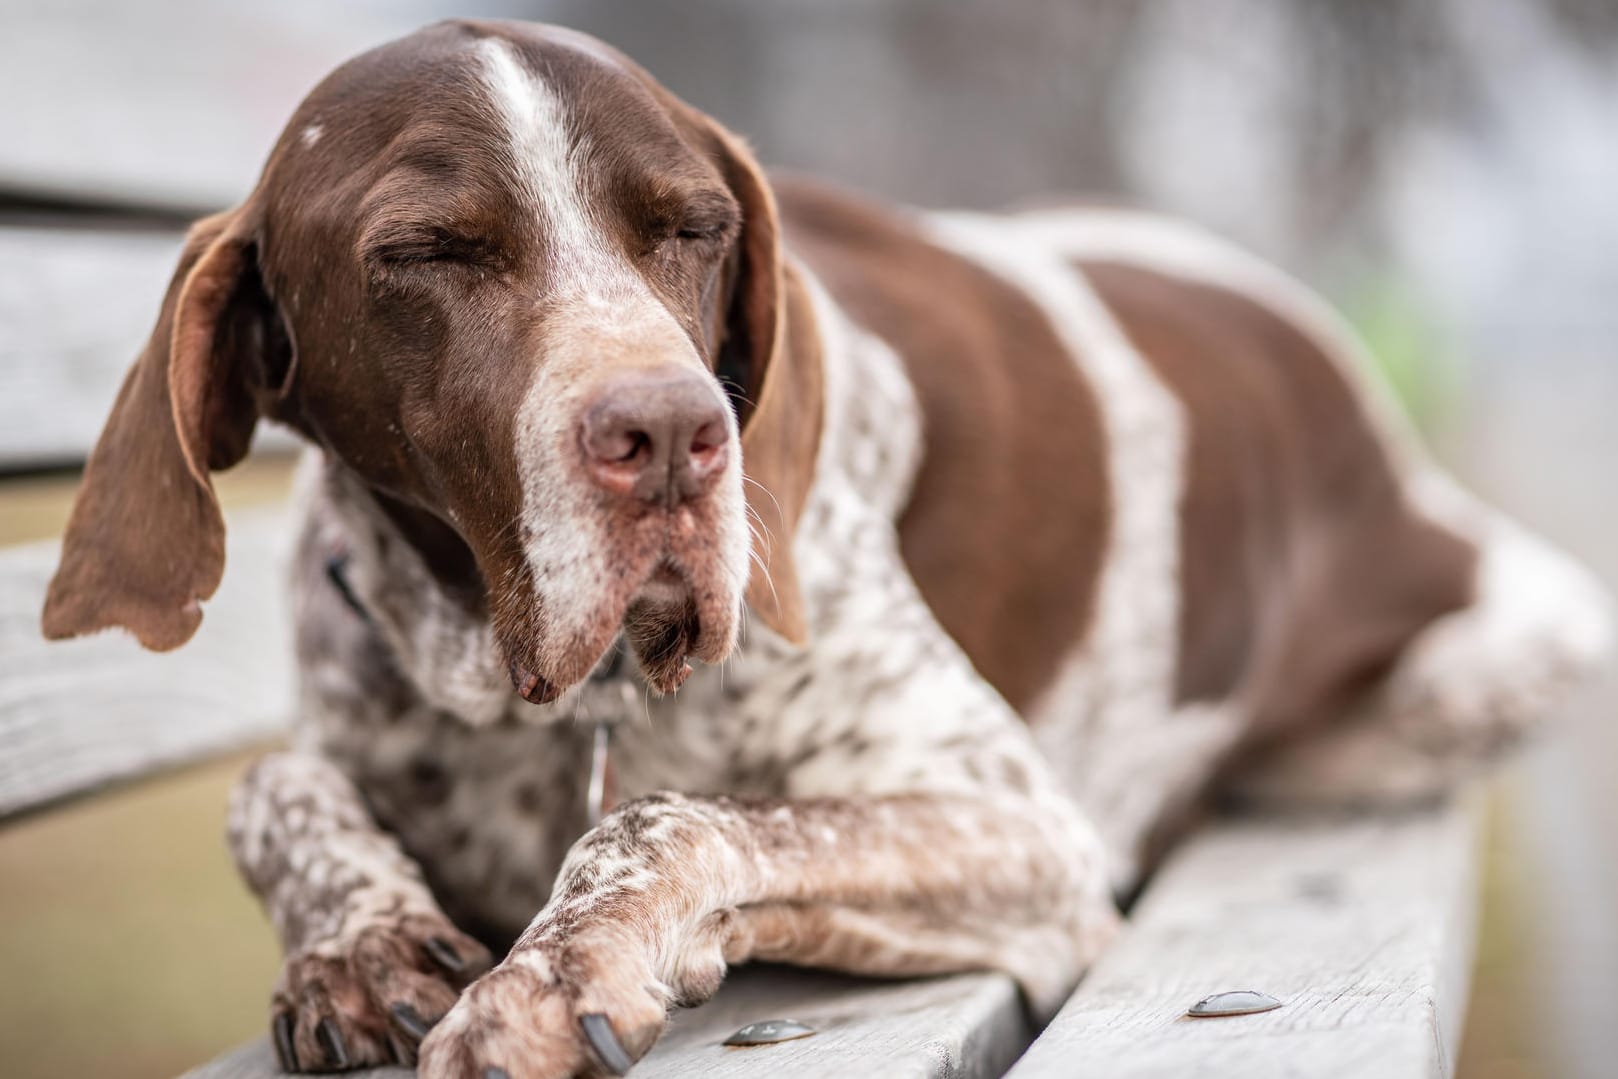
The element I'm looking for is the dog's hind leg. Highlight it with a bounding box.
[1224,476,1614,809]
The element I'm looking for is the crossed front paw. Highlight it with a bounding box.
[417,931,669,1079]
[270,912,491,1072]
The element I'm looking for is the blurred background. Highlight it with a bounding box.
[1,1,1614,1076]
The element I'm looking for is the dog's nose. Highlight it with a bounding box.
[580,367,732,505]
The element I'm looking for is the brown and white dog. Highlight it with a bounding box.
[41,20,1613,1078]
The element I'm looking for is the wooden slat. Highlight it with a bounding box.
[0,2,441,211]
[1008,799,1481,1079]
[182,966,1030,1079]
[0,224,299,468]
[0,507,293,817]
[0,225,182,467]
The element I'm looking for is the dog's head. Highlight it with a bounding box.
[41,21,820,700]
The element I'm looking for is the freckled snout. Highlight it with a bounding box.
[579,367,732,506]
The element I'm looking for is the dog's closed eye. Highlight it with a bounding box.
[643,191,739,253]
[364,227,501,270]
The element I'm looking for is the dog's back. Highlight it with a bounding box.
[778,179,1612,866]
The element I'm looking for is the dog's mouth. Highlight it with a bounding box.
[620,560,704,692]
[501,544,741,707]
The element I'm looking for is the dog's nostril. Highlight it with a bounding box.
[614,430,652,464]
[690,420,728,461]
[686,420,731,475]
[583,413,649,466]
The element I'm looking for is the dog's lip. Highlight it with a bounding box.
[502,559,697,704]
[508,658,561,704]
[633,558,691,604]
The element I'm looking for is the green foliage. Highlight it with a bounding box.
[1341,276,1459,436]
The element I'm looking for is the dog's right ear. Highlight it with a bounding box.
[42,209,294,650]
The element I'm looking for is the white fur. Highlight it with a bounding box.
[476,39,612,285]
[926,212,1240,886]
[309,457,513,726]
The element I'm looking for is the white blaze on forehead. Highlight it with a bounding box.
[474,36,697,344]
[475,36,627,295]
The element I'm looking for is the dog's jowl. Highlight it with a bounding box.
[41,19,1613,1079]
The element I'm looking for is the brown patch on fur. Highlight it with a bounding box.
[778,180,1109,712]
[1081,260,1477,731]
[41,211,290,649]
[737,261,824,644]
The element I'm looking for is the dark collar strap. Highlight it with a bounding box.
[323,550,373,625]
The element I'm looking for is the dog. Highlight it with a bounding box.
[41,19,1612,1078]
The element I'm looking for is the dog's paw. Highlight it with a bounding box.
[270,912,492,1072]
[417,931,668,1079]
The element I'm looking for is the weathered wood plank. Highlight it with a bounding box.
[0,507,293,817]
[0,3,441,211]
[0,225,298,468]
[181,966,1030,1079]
[1008,799,1481,1079]
[0,225,182,467]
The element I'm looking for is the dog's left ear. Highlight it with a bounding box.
[704,123,822,646]
[42,208,292,650]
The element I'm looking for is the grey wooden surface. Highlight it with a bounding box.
[0,224,183,467]
[0,224,299,468]
[183,966,1030,1079]
[0,2,453,212]
[1008,799,1481,1079]
[0,507,292,817]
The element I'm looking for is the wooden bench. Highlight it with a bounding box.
[0,508,1481,1078]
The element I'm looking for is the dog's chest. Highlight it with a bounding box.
[313,666,779,939]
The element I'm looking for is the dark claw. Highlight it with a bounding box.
[580,1013,634,1076]
[390,1001,434,1043]
[316,1017,350,1070]
[425,935,468,974]
[272,1012,298,1073]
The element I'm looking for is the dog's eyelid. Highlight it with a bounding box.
[361,227,498,270]
[646,190,739,243]
[686,198,740,236]
[676,219,732,240]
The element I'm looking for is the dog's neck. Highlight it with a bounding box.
[312,459,518,725]
[368,488,488,609]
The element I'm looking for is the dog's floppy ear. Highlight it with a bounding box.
[42,209,291,650]
[706,124,822,646]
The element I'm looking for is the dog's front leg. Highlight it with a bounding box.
[228,751,492,1071]
[418,784,1114,1078]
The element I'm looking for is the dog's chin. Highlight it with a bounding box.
[497,557,741,706]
